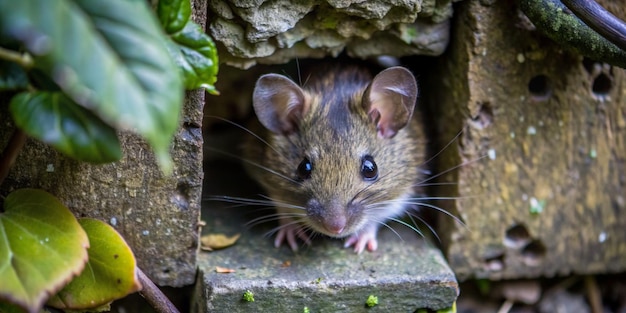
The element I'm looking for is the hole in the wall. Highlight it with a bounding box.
[504,223,531,249]
[527,75,552,101]
[483,251,505,272]
[471,102,493,129]
[172,182,190,211]
[202,57,441,249]
[521,239,546,266]
[582,58,596,74]
[592,73,612,96]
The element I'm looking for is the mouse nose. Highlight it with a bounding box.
[323,218,346,235]
[325,224,345,235]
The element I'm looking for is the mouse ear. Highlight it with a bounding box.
[364,67,418,139]
[253,73,307,135]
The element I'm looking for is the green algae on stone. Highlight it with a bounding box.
[519,0,626,68]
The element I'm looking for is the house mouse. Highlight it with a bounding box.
[244,64,425,253]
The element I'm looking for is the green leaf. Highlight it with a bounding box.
[157,0,191,34]
[47,218,141,310]
[168,22,219,93]
[0,189,89,313]
[158,0,219,93]
[0,60,28,91]
[0,0,184,173]
[9,91,122,163]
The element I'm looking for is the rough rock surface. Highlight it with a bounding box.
[426,0,626,280]
[209,0,454,68]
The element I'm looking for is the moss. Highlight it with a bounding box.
[365,295,378,307]
[242,290,254,302]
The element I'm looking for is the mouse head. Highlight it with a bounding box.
[253,66,417,139]
[251,66,421,237]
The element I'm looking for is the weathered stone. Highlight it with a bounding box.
[427,0,626,280]
[209,0,456,68]
[210,18,277,58]
[236,1,315,42]
[348,20,449,58]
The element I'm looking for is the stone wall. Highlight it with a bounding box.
[208,0,455,68]
[429,0,626,280]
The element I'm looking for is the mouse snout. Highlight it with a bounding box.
[322,217,346,235]
[307,199,349,236]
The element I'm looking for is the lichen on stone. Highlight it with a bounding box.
[209,0,456,68]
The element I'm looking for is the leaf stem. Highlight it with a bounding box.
[0,46,34,68]
[0,128,27,188]
[137,267,181,313]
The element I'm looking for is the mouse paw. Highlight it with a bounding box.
[344,230,378,254]
[274,223,311,252]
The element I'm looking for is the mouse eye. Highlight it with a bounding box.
[361,155,378,181]
[297,157,313,180]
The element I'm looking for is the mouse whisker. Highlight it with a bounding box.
[405,202,467,229]
[204,146,300,185]
[374,218,406,242]
[263,216,308,238]
[205,195,277,206]
[204,115,291,161]
[413,154,488,188]
[256,195,307,211]
[405,212,440,243]
[412,182,459,187]
[385,217,425,239]
[350,172,393,204]
[246,212,307,228]
[419,129,463,168]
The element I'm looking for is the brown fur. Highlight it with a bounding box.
[245,64,426,240]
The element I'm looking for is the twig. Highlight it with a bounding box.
[0,128,27,187]
[136,267,180,313]
[584,275,603,313]
[496,299,514,313]
[0,46,34,68]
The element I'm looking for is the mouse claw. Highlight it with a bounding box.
[274,223,311,252]
[344,230,378,254]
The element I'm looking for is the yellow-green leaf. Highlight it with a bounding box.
[0,189,89,313]
[47,218,142,310]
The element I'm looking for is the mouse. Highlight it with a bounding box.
[244,64,425,253]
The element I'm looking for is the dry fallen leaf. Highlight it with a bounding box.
[201,233,241,251]
[215,266,236,273]
[281,260,291,267]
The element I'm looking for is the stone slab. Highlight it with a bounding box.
[194,160,458,312]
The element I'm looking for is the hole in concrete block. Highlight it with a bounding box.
[172,182,190,211]
[504,223,531,249]
[527,75,552,101]
[521,239,546,266]
[471,102,493,129]
[582,58,596,74]
[592,73,612,97]
[483,251,505,272]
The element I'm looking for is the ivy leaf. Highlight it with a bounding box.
[157,0,191,34]
[0,189,89,313]
[0,0,184,173]
[9,91,122,163]
[47,218,142,310]
[158,0,219,93]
